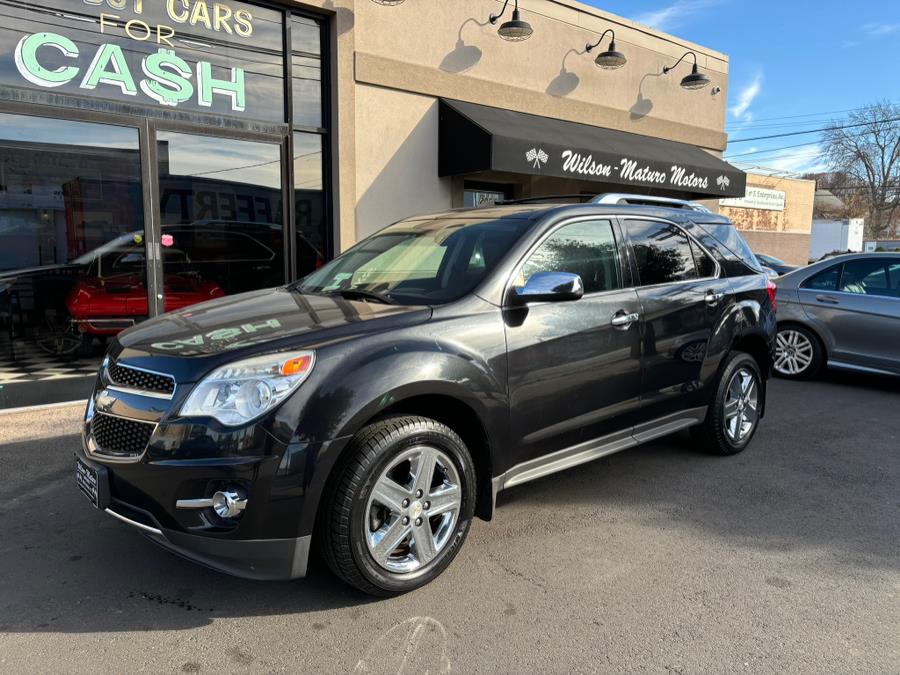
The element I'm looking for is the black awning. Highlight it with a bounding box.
[439,99,746,199]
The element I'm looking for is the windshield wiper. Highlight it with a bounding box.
[334,289,396,305]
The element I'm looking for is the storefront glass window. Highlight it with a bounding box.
[0,112,143,407]
[294,132,326,279]
[0,0,285,122]
[291,17,323,129]
[157,131,285,299]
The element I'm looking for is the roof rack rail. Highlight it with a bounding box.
[496,194,597,205]
[590,193,712,213]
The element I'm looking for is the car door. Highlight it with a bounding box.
[802,257,900,372]
[623,218,732,422]
[504,218,644,465]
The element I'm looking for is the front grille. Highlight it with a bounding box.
[107,362,175,397]
[91,412,156,459]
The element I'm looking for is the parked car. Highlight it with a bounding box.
[74,202,776,596]
[773,253,900,379]
[754,252,798,276]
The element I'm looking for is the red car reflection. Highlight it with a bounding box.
[66,273,225,336]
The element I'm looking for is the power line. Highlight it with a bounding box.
[728,115,900,144]
[726,101,900,126]
[725,140,823,159]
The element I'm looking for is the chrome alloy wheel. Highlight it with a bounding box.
[365,445,462,574]
[723,367,759,444]
[774,329,814,376]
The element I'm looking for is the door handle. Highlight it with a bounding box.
[611,311,640,329]
[816,295,840,305]
[705,290,725,307]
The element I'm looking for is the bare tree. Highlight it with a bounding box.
[822,101,900,238]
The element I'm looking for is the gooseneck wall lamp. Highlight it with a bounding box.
[663,51,711,90]
[370,0,406,5]
[585,29,627,70]
[490,0,534,42]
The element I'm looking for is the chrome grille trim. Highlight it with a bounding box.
[105,361,176,400]
[88,411,157,464]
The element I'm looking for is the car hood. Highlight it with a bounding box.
[114,287,432,367]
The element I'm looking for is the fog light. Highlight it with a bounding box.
[212,490,247,519]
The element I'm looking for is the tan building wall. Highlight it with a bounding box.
[300,0,733,249]
[717,173,816,265]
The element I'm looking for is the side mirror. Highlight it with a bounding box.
[510,271,584,305]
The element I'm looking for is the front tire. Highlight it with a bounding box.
[319,416,476,596]
[693,352,764,455]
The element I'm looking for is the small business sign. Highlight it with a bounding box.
[719,187,786,212]
[2,0,285,122]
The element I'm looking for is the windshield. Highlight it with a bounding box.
[298,216,532,305]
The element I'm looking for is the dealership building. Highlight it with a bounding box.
[0,0,745,409]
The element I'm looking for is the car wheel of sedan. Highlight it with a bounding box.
[319,416,476,596]
[774,325,823,380]
[693,352,764,456]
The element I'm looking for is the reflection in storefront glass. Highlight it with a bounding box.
[0,112,143,407]
[293,132,326,279]
[156,132,285,305]
[292,16,323,129]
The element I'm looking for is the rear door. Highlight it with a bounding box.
[504,218,644,464]
[802,257,900,372]
[623,219,732,421]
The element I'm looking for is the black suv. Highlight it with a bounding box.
[75,203,776,595]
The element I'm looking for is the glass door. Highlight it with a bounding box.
[0,110,145,408]
[153,130,287,312]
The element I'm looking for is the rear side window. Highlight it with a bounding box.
[839,259,900,297]
[626,220,697,286]
[521,220,622,294]
[802,265,841,291]
[690,240,717,278]
[693,221,763,273]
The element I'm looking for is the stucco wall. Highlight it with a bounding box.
[354,86,452,239]
[297,0,733,249]
[740,231,811,267]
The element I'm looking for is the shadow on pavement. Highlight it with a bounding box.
[1,374,897,635]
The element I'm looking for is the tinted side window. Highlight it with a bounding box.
[802,265,841,291]
[690,240,717,278]
[839,259,900,297]
[522,220,622,294]
[627,220,697,286]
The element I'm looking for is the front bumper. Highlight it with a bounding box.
[78,446,314,580]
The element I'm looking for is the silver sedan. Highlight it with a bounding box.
[773,253,900,379]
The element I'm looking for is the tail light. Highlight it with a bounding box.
[766,280,777,312]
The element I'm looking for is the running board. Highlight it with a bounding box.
[491,407,707,502]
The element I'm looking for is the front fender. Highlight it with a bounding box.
[274,341,509,536]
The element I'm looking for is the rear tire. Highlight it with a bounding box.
[693,352,764,456]
[774,324,824,380]
[318,416,476,597]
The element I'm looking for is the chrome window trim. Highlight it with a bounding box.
[620,215,723,287]
[503,215,630,304]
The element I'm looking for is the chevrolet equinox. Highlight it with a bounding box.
[75,202,777,596]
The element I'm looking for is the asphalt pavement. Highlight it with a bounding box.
[1,373,898,673]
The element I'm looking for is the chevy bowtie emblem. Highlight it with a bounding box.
[717,175,731,190]
[526,148,549,169]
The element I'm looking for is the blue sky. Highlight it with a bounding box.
[589,0,900,175]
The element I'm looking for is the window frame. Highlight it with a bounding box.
[504,216,630,303]
[621,216,721,289]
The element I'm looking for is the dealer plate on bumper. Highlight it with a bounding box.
[75,454,111,510]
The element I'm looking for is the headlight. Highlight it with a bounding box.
[181,351,315,426]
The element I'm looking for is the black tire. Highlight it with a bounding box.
[773,324,824,380]
[318,416,476,596]
[693,352,764,456]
